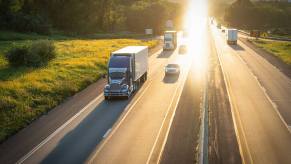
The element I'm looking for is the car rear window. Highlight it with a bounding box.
[167,64,179,68]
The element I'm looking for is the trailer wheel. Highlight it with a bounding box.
[144,72,147,81]
[133,82,137,92]
[141,74,145,83]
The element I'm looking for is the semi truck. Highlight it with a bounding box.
[226,29,238,45]
[104,46,148,100]
[163,31,177,51]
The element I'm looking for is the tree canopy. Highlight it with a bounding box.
[224,0,291,30]
[0,0,183,34]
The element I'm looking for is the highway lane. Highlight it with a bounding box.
[159,28,207,164]
[224,28,291,127]
[211,25,291,163]
[88,46,192,164]
[236,40,291,127]
[0,41,163,164]
[15,36,189,163]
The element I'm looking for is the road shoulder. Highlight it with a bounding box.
[239,37,291,78]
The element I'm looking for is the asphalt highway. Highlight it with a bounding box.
[0,34,195,164]
[88,41,192,164]
[211,25,291,164]
[1,25,291,164]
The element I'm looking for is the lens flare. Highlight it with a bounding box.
[183,0,208,71]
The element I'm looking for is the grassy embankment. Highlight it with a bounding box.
[250,39,291,65]
[0,31,159,142]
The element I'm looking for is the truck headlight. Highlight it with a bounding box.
[104,85,110,91]
[121,85,129,92]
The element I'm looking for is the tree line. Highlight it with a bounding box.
[0,0,183,34]
[224,0,291,31]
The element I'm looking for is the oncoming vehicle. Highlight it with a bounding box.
[104,46,148,100]
[165,64,180,75]
[179,44,188,55]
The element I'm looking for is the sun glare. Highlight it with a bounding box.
[184,0,208,71]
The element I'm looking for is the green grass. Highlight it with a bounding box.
[0,34,159,142]
[251,39,291,65]
[0,30,153,41]
[0,31,70,41]
[269,34,291,39]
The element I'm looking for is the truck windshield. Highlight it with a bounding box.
[164,34,173,41]
[165,37,172,41]
[110,72,125,79]
[109,56,130,68]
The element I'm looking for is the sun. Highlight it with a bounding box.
[184,0,208,34]
[183,0,208,71]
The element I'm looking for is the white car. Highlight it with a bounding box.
[165,64,180,75]
[179,45,187,54]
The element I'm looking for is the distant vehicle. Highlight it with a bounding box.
[165,64,180,75]
[226,29,238,45]
[250,30,261,38]
[179,45,187,54]
[104,46,148,100]
[217,23,221,29]
[222,29,225,33]
[183,29,189,38]
[163,31,177,51]
[211,19,214,25]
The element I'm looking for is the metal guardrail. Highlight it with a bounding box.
[199,74,209,164]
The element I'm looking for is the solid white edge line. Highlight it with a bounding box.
[87,45,177,164]
[87,77,154,164]
[88,45,182,164]
[103,129,112,138]
[16,94,103,164]
[146,59,190,164]
[17,46,163,164]
[210,25,253,164]
[235,40,291,134]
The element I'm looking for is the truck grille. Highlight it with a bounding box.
[110,84,121,90]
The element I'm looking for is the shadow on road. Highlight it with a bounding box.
[157,50,175,58]
[163,74,179,83]
[41,98,132,164]
[229,44,244,51]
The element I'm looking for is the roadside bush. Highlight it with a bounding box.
[5,46,29,67]
[27,40,56,67]
[5,40,56,67]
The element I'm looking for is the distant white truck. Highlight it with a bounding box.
[226,29,238,45]
[104,46,148,100]
[163,31,177,50]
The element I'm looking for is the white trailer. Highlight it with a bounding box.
[112,46,148,82]
[104,46,148,99]
[226,29,238,45]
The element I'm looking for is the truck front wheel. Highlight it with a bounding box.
[144,72,147,81]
